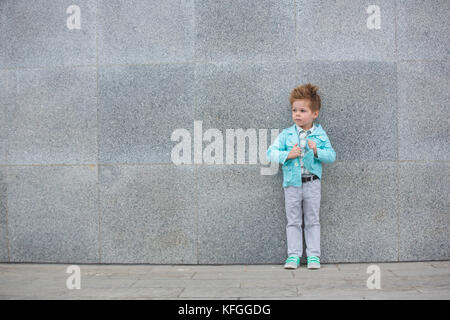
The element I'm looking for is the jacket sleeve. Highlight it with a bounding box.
[266,130,290,164]
[315,136,336,163]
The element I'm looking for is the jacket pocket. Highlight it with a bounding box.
[282,166,293,184]
[312,135,327,142]
[286,141,297,149]
[286,134,298,147]
[309,135,327,149]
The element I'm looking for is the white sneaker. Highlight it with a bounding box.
[284,255,300,269]
[307,256,320,269]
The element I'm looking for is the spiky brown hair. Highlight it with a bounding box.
[289,83,321,113]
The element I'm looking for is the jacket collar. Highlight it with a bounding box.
[295,122,316,134]
[287,122,326,138]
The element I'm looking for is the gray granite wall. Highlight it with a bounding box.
[0,0,448,264]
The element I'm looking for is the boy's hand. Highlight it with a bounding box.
[287,143,302,159]
[307,139,318,156]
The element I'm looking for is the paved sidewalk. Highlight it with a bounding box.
[0,261,449,300]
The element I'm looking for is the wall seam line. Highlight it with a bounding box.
[96,0,101,264]
[395,0,400,262]
[193,0,199,265]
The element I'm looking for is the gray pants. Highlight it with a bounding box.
[284,178,321,258]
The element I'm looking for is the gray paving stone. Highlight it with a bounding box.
[0,285,68,297]
[97,64,195,164]
[0,263,73,276]
[116,297,240,300]
[80,267,151,277]
[397,0,450,60]
[0,0,97,69]
[298,287,374,298]
[361,289,426,300]
[0,261,448,299]
[0,278,83,293]
[430,261,450,269]
[99,164,197,263]
[298,287,424,300]
[133,271,196,280]
[398,61,450,161]
[345,277,418,291]
[0,295,66,300]
[374,261,436,270]
[296,0,396,61]
[166,264,293,272]
[180,286,298,298]
[59,287,184,299]
[195,0,296,62]
[241,278,351,290]
[293,269,370,281]
[9,67,98,164]
[388,267,450,278]
[319,161,399,263]
[296,61,398,161]
[414,285,450,298]
[192,271,293,280]
[240,296,307,300]
[337,262,389,271]
[408,293,450,300]
[59,277,138,289]
[131,279,241,288]
[273,295,363,300]
[398,163,450,261]
[98,0,194,65]
[7,166,99,263]
[387,276,450,290]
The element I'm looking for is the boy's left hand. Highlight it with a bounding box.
[307,139,317,155]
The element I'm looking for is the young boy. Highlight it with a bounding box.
[266,83,336,270]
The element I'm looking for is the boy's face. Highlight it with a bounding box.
[291,99,319,129]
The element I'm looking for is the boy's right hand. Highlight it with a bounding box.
[287,143,302,159]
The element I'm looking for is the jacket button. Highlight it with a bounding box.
[295,163,298,167]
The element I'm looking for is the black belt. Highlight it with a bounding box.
[302,175,319,183]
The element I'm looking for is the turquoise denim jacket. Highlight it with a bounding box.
[266,123,336,187]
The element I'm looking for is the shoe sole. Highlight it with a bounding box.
[307,265,320,269]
